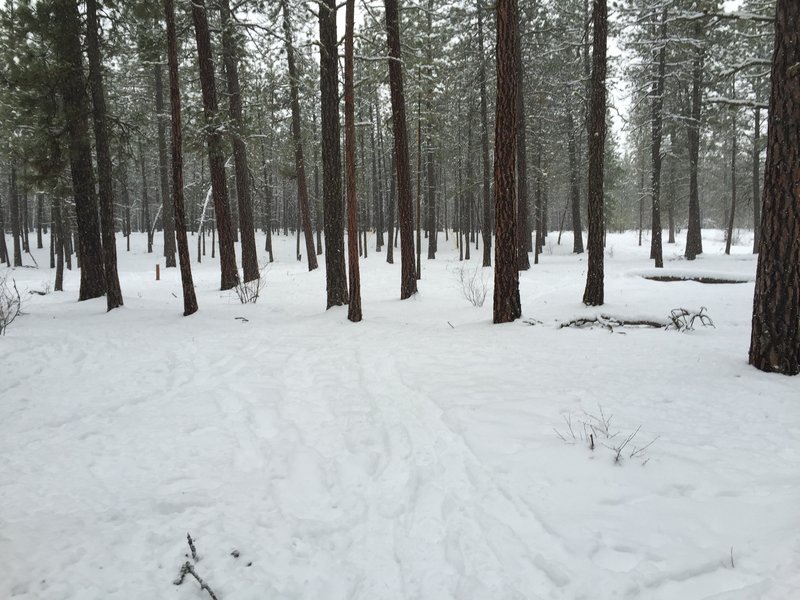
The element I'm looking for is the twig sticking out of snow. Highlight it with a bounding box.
[187,533,198,561]
[554,405,657,465]
[173,533,220,599]
[174,562,220,600]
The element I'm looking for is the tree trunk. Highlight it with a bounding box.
[750,0,800,375]
[9,166,22,267]
[53,196,65,291]
[649,8,666,269]
[582,0,607,306]
[36,193,43,249]
[280,0,318,273]
[515,22,530,270]
[191,0,239,290]
[319,0,349,306]
[0,192,10,267]
[752,106,761,253]
[384,0,418,299]
[220,0,260,282]
[386,148,396,264]
[139,141,153,253]
[370,103,384,252]
[87,0,123,310]
[154,63,176,268]
[53,0,105,300]
[478,0,491,268]
[725,99,738,256]
[685,21,704,260]
[344,0,362,322]
[566,102,584,254]
[492,0,521,323]
[165,0,198,316]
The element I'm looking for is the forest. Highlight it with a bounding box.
[0,0,798,598]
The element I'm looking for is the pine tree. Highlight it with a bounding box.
[582,0,607,306]
[492,0,521,323]
[164,0,197,316]
[86,0,123,310]
[749,0,800,375]
[344,0,361,322]
[190,0,239,290]
[384,0,418,299]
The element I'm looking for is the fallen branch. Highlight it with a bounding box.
[559,314,664,332]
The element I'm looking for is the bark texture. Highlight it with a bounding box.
[54,0,106,300]
[582,0,607,306]
[344,0,362,322]
[749,0,800,375]
[384,0,418,299]
[220,0,260,282]
[281,0,318,273]
[87,0,123,310]
[191,0,239,290]
[165,0,198,315]
[320,0,349,306]
[492,0,521,323]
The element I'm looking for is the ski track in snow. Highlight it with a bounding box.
[1,230,799,599]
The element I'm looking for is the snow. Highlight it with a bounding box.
[1,228,798,600]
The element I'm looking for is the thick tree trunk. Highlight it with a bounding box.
[165,0,198,316]
[492,0,521,323]
[384,0,417,298]
[53,0,105,300]
[220,0,260,282]
[750,0,800,375]
[344,0,362,322]
[191,0,239,290]
[280,0,318,273]
[154,64,176,268]
[582,0,607,306]
[87,0,123,310]
[320,0,349,306]
[685,21,704,260]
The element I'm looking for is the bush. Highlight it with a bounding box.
[232,264,269,304]
[554,405,659,466]
[0,274,23,335]
[453,263,489,307]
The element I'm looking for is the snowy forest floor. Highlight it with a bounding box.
[1,228,798,600]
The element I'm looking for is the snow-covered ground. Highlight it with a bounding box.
[1,228,798,600]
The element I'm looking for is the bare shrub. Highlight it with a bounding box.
[666,306,715,331]
[0,274,23,335]
[454,264,488,307]
[233,265,268,304]
[554,405,659,466]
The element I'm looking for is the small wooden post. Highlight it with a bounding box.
[156,263,160,281]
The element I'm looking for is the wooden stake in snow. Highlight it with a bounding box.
[156,264,160,281]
